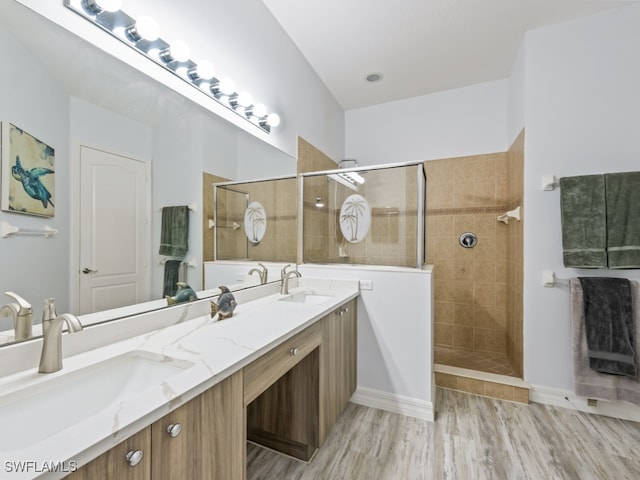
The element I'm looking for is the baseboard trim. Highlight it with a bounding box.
[350,386,434,422]
[530,385,640,422]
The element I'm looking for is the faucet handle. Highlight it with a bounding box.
[280,264,292,278]
[4,291,31,313]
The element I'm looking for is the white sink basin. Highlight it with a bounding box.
[279,291,333,305]
[0,350,194,451]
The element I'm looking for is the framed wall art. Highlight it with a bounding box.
[1,122,55,217]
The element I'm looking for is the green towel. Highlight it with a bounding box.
[159,206,189,257]
[605,172,640,268]
[559,175,607,268]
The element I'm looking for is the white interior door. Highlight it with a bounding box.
[78,146,150,314]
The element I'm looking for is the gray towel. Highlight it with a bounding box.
[159,206,189,257]
[605,172,640,269]
[578,277,636,377]
[570,279,640,405]
[162,260,182,297]
[559,175,607,268]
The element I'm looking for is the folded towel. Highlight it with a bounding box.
[605,172,640,269]
[559,175,607,268]
[162,260,182,297]
[159,206,189,257]
[578,277,636,377]
[571,279,640,405]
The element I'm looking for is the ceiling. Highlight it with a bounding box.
[262,0,637,110]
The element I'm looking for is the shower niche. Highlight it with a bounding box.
[301,162,426,268]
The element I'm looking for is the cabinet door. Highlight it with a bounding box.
[67,427,151,480]
[151,371,243,480]
[319,298,357,444]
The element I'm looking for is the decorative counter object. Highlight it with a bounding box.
[165,282,198,305]
[210,285,237,320]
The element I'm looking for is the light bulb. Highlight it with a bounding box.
[127,16,160,41]
[212,77,235,97]
[194,61,215,80]
[237,91,253,108]
[251,103,267,118]
[266,113,281,128]
[160,40,191,63]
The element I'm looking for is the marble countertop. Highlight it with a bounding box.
[0,278,359,479]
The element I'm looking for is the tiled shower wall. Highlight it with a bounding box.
[506,130,524,377]
[426,130,524,377]
[425,153,511,359]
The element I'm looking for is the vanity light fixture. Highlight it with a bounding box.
[315,196,325,208]
[159,40,191,64]
[65,0,282,133]
[188,61,215,81]
[82,0,121,14]
[125,16,160,42]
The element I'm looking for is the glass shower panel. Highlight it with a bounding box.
[214,176,297,262]
[302,162,426,268]
[215,186,249,260]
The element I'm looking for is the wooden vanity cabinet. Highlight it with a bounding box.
[151,371,244,480]
[68,372,243,480]
[319,298,357,445]
[69,296,357,479]
[67,427,151,480]
[246,298,358,458]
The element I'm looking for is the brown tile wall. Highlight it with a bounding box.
[297,136,338,174]
[425,153,511,358]
[435,372,529,404]
[506,130,524,377]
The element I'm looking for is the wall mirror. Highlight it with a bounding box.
[0,1,297,346]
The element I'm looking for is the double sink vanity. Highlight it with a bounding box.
[0,277,359,479]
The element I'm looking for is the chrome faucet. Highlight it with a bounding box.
[0,292,33,341]
[38,313,83,374]
[248,262,268,284]
[281,269,301,295]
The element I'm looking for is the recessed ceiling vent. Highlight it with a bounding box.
[365,72,383,83]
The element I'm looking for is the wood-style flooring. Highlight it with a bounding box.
[246,388,640,479]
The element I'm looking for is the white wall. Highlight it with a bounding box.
[345,79,509,165]
[522,3,640,391]
[507,41,526,146]
[0,24,70,318]
[299,265,435,420]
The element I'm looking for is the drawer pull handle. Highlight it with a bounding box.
[126,450,144,467]
[290,347,299,356]
[167,423,182,438]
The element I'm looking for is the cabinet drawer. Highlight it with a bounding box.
[244,322,321,405]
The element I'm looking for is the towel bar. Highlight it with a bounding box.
[158,202,197,212]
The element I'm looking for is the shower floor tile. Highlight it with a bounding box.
[435,346,517,377]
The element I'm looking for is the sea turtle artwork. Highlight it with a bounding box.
[11,156,54,209]
[210,285,237,320]
[165,282,198,305]
[2,123,55,216]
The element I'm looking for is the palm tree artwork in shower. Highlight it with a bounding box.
[340,194,371,243]
[244,201,267,245]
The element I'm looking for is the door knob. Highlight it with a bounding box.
[82,268,97,274]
